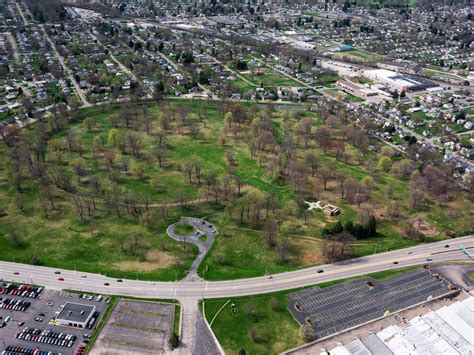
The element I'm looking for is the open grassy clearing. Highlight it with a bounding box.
[173,223,196,236]
[334,49,382,63]
[422,69,464,80]
[240,69,302,87]
[202,266,421,355]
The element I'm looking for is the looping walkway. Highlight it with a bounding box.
[166,217,218,282]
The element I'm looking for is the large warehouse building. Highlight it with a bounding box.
[365,69,438,92]
[317,296,474,355]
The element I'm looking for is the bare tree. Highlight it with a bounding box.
[127,133,142,158]
[322,232,355,262]
[279,236,288,261]
[410,189,425,210]
[262,220,278,248]
[318,166,332,190]
[315,126,331,153]
[297,118,313,148]
[305,151,318,177]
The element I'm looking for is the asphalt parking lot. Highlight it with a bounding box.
[288,268,450,339]
[90,299,176,355]
[1,282,108,355]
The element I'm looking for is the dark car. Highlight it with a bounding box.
[317,269,324,273]
[104,282,110,286]
[117,279,123,283]
[54,271,61,274]
[58,277,64,281]
[393,261,399,264]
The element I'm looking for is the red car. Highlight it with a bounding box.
[58,277,64,281]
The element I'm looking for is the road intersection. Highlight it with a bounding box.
[1,235,472,354]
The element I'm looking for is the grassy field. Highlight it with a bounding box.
[202,266,421,355]
[422,69,463,80]
[0,98,471,282]
[345,93,365,103]
[364,0,417,6]
[334,49,382,63]
[174,223,196,236]
[240,69,302,87]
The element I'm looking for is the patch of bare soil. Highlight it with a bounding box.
[410,219,438,237]
[115,251,175,271]
[290,239,323,265]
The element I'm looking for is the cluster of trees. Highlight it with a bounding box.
[27,0,67,23]
[176,51,195,64]
[322,217,377,240]
[235,60,248,71]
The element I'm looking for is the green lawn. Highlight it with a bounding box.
[346,93,365,103]
[174,223,196,236]
[422,69,462,80]
[334,49,382,63]
[241,69,301,87]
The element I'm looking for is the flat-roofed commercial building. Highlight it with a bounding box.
[56,302,96,328]
[365,69,438,92]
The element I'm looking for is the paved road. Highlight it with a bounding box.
[40,25,90,107]
[1,236,472,300]
[14,0,28,26]
[166,217,218,281]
